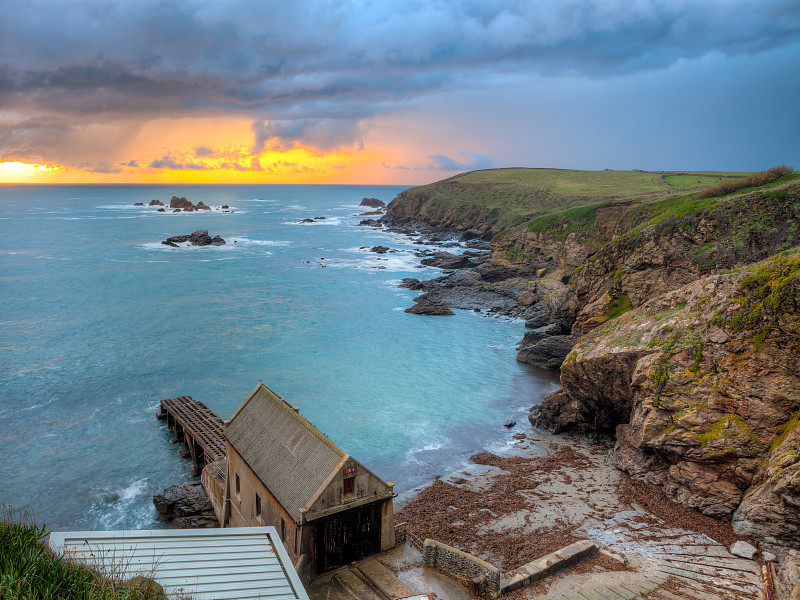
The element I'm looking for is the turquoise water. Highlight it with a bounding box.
[0,185,559,531]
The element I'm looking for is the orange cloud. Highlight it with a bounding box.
[0,115,440,184]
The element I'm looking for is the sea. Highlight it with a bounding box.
[0,184,560,532]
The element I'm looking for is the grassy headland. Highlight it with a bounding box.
[386,167,787,235]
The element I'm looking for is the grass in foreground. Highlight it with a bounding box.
[0,505,168,600]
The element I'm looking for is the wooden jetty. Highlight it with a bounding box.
[157,396,225,476]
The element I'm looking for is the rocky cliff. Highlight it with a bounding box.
[385,168,800,551]
[531,251,800,548]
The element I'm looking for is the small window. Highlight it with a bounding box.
[235,473,241,497]
[343,476,354,495]
[255,493,262,517]
[280,517,286,541]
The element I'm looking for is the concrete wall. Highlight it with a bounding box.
[422,538,500,596]
[201,459,227,527]
[226,446,299,562]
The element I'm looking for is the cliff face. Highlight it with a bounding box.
[531,252,800,548]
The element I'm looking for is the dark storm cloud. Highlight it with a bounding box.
[3,0,796,116]
[1,0,797,163]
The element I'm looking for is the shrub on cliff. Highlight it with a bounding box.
[696,165,794,199]
[0,505,168,600]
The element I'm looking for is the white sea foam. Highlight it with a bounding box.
[404,439,448,465]
[289,216,342,226]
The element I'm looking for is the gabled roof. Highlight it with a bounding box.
[225,382,346,521]
[48,526,309,600]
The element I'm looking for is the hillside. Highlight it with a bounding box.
[385,167,754,236]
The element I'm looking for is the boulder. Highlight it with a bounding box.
[360,197,386,208]
[210,236,226,246]
[405,297,454,316]
[183,207,194,212]
[516,334,579,370]
[170,196,193,209]
[153,483,217,528]
[149,199,164,206]
[399,278,423,290]
[157,208,165,212]
[221,205,229,209]
[504,419,517,428]
[195,201,211,210]
[371,246,390,254]
[420,251,474,270]
[300,218,314,223]
[730,541,758,559]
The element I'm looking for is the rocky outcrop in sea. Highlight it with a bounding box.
[161,230,226,247]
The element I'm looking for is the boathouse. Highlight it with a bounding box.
[222,382,396,576]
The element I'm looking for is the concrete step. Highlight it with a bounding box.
[355,558,415,599]
[333,568,385,600]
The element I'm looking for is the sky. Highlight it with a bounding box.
[0,0,798,184]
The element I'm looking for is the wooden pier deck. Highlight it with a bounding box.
[157,396,226,476]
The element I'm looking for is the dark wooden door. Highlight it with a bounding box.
[314,502,382,574]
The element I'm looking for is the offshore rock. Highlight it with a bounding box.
[170,196,193,209]
[149,199,164,206]
[153,483,217,528]
[161,231,226,247]
[529,252,800,548]
[195,201,211,210]
[360,197,386,208]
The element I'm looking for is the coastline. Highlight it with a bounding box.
[363,213,768,599]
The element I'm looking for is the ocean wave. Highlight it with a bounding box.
[289,216,342,226]
[94,477,149,506]
[230,237,290,246]
[88,477,155,531]
[404,438,449,465]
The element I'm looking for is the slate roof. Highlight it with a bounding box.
[225,382,346,521]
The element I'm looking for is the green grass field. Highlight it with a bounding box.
[661,172,753,190]
[450,168,668,197]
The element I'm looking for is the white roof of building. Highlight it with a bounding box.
[48,526,309,600]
